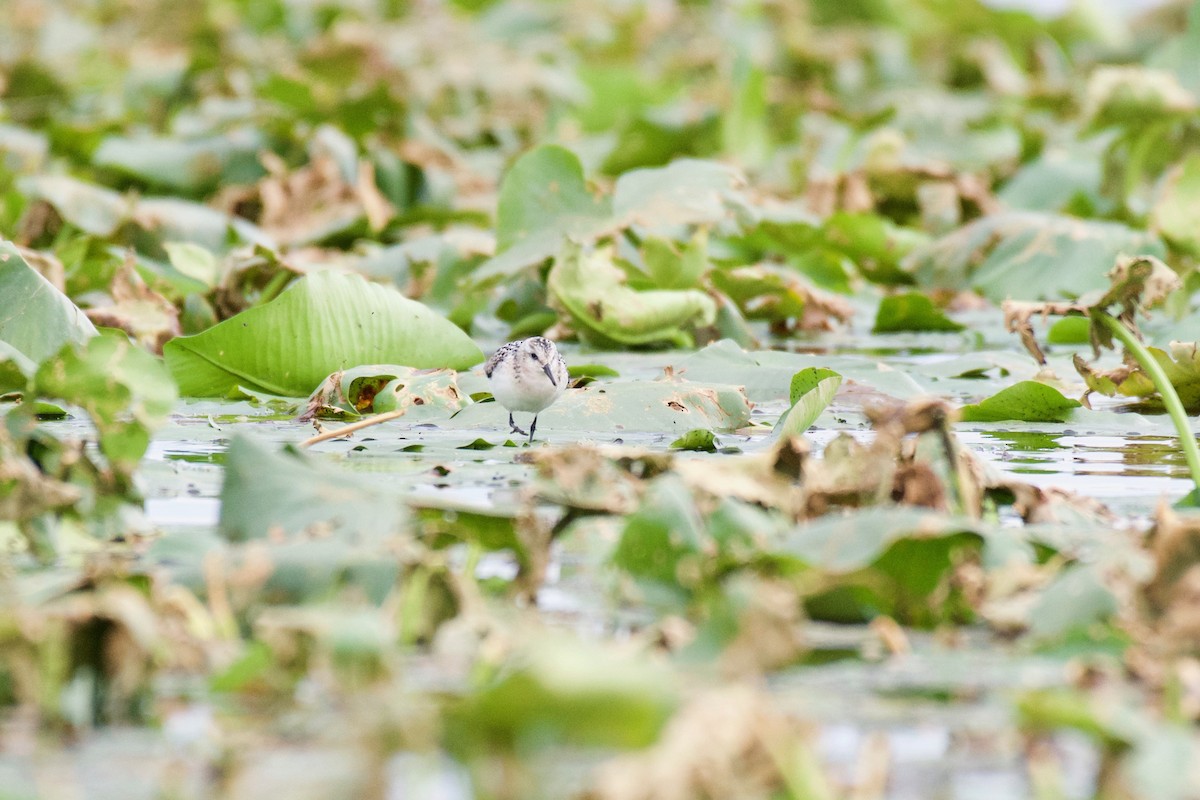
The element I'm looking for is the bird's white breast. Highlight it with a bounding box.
[488,358,564,413]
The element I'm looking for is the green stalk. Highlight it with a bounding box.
[1096,311,1200,501]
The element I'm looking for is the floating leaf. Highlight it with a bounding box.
[960,381,1081,423]
[18,174,130,236]
[669,429,717,452]
[304,364,469,420]
[164,271,483,397]
[445,379,751,435]
[93,129,266,194]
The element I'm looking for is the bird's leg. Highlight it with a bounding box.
[528,415,538,444]
[508,412,529,437]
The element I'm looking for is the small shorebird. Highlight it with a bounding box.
[485,336,568,444]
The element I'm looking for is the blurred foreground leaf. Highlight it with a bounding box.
[0,242,96,381]
[780,508,983,626]
[36,330,176,482]
[219,434,410,542]
[446,634,677,753]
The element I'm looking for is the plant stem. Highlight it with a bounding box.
[298,409,407,447]
[1096,311,1200,498]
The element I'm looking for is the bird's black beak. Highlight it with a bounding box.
[543,363,557,386]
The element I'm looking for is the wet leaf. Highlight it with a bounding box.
[960,381,1082,423]
[164,271,483,396]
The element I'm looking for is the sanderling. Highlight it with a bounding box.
[484,336,568,443]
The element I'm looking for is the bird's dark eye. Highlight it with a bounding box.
[529,352,539,362]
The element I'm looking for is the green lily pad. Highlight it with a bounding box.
[475,145,611,281]
[444,379,751,434]
[960,381,1082,423]
[93,128,266,194]
[17,174,130,236]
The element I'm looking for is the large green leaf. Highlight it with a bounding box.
[905,212,1165,301]
[547,243,716,347]
[0,242,97,375]
[164,270,483,397]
